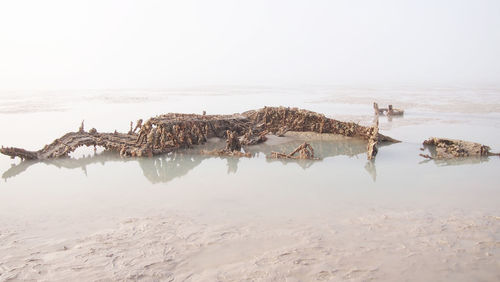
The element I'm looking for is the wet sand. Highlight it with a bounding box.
[1,209,498,281]
[0,87,499,281]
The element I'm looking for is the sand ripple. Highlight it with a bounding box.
[0,210,498,281]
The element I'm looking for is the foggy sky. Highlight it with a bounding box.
[1,0,499,90]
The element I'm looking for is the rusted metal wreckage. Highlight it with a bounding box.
[1,106,399,161]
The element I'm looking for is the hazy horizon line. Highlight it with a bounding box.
[2,82,500,93]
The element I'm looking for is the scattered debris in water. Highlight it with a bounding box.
[420,137,498,159]
[373,102,404,116]
[201,130,251,157]
[268,142,318,160]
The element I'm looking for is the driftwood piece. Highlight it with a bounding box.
[268,142,319,160]
[1,106,399,160]
[421,137,497,159]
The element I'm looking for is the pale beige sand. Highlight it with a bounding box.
[1,209,498,281]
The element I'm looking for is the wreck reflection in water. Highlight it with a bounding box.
[2,135,376,184]
[418,156,490,167]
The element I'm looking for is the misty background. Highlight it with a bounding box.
[0,0,499,90]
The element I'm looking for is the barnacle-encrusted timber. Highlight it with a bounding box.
[1,106,399,161]
[420,137,499,159]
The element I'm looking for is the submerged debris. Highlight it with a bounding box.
[421,137,498,159]
[419,153,433,159]
[1,106,399,161]
[387,105,404,116]
[373,102,384,115]
[201,130,251,157]
[268,142,319,160]
[373,102,404,116]
[200,149,251,158]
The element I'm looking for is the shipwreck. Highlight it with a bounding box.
[0,106,399,161]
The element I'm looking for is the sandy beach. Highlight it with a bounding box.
[1,208,498,281]
[1,87,499,281]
